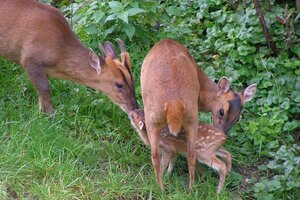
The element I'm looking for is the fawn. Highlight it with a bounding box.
[129,109,232,193]
[141,39,200,190]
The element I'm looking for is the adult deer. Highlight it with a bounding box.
[141,39,256,190]
[141,39,200,190]
[0,0,138,114]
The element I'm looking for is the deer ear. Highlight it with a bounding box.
[88,49,102,74]
[100,42,117,59]
[138,121,144,130]
[242,84,257,104]
[217,77,230,95]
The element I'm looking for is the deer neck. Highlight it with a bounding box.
[197,68,218,112]
[52,43,105,91]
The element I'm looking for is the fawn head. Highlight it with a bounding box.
[129,109,146,131]
[212,77,257,133]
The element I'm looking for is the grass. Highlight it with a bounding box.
[0,58,248,199]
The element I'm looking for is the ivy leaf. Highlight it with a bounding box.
[124,24,135,40]
[291,44,300,57]
[237,45,256,56]
[93,11,105,23]
[86,24,98,34]
[105,14,117,22]
[108,1,123,12]
[118,12,129,23]
[127,8,146,16]
[166,6,181,16]
[254,182,266,192]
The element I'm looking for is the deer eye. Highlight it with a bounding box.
[115,82,123,89]
[219,108,224,117]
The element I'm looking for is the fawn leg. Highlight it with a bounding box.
[166,154,178,176]
[160,150,174,178]
[216,147,232,172]
[25,65,54,114]
[148,126,164,191]
[184,124,197,191]
[199,154,227,193]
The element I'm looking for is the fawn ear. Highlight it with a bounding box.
[242,84,257,104]
[217,77,230,95]
[138,121,144,130]
[88,48,102,74]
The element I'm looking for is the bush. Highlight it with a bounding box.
[56,0,299,198]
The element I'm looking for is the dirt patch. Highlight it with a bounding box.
[7,185,18,200]
[236,159,269,192]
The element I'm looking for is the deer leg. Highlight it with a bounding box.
[160,150,174,178]
[195,163,203,175]
[148,126,164,191]
[26,65,54,115]
[166,154,178,176]
[216,147,232,172]
[199,154,227,193]
[184,124,197,191]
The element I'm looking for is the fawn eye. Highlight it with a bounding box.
[115,82,123,89]
[219,108,224,117]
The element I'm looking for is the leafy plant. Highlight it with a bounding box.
[252,145,300,199]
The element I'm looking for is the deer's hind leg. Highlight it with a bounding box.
[147,125,164,191]
[184,123,198,190]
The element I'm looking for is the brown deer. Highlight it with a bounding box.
[129,108,232,193]
[0,0,138,114]
[141,39,257,190]
[141,39,200,190]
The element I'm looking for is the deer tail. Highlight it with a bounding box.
[164,100,184,136]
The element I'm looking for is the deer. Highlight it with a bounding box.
[0,0,138,114]
[141,39,201,190]
[141,39,257,190]
[129,108,232,193]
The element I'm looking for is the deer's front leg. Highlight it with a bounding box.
[25,65,55,115]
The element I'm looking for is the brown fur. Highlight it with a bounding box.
[165,100,185,136]
[129,109,232,193]
[141,39,200,190]
[0,0,138,114]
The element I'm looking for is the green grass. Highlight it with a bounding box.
[0,58,247,199]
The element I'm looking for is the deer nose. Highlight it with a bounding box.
[130,96,139,110]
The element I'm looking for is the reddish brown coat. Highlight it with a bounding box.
[0,0,138,113]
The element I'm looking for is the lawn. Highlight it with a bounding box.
[0,58,246,199]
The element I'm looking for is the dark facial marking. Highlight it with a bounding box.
[225,93,242,131]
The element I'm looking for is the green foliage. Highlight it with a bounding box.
[253,145,300,199]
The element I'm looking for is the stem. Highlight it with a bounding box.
[265,0,271,12]
[253,0,280,55]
